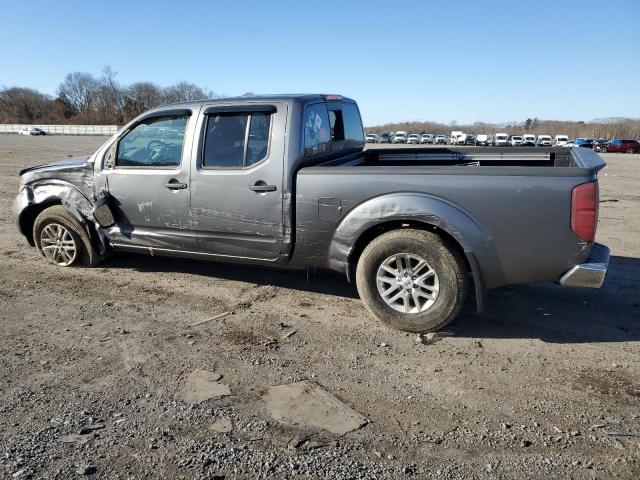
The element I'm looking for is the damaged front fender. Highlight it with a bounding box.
[13,180,109,255]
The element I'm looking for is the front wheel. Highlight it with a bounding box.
[356,229,468,332]
[33,205,101,267]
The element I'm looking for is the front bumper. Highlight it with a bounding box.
[560,243,610,288]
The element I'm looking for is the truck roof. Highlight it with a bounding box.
[160,94,356,109]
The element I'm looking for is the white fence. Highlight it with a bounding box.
[0,124,119,136]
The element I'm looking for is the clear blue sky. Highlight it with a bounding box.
[1,0,638,125]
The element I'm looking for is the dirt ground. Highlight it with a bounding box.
[0,135,639,479]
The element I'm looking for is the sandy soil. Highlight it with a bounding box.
[0,135,638,479]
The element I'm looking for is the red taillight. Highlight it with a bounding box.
[571,181,598,243]
[323,94,343,101]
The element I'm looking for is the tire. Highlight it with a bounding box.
[33,205,101,267]
[626,148,635,154]
[600,147,608,153]
[356,229,468,332]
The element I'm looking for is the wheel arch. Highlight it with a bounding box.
[327,193,502,314]
[17,182,106,254]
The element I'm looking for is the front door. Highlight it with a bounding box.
[101,109,198,251]
[189,103,286,261]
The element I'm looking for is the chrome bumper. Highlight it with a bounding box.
[560,243,610,288]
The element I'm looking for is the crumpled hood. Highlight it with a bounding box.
[20,155,95,200]
[19,155,92,177]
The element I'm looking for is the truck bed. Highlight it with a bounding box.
[323,146,605,171]
[293,146,606,292]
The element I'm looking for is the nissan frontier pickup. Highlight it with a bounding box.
[13,94,610,332]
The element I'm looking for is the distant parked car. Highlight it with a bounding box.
[509,135,523,146]
[378,132,392,144]
[464,135,476,146]
[434,134,447,145]
[420,133,433,144]
[522,134,536,147]
[575,139,594,149]
[493,133,509,146]
[407,133,421,144]
[592,139,609,151]
[18,127,46,136]
[393,131,408,144]
[365,133,379,143]
[598,139,640,154]
[554,135,569,146]
[475,134,490,146]
[536,135,553,147]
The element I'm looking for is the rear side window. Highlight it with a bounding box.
[304,103,331,156]
[203,112,272,168]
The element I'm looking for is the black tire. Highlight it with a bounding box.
[33,205,101,267]
[356,229,468,332]
[626,148,635,154]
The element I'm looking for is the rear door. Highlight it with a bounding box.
[189,103,286,261]
[100,108,198,250]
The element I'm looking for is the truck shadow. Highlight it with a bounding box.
[108,252,360,299]
[107,254,639,344]
[456,255,640,343]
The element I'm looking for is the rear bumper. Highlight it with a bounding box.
[559,243,610,288]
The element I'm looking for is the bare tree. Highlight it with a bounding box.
[57,72,99,115]
[0,87,60,123]
[95,66,124,124]
[122,82,163,120]
[162,81,207,104]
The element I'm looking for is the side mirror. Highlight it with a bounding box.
[93,193,115,228]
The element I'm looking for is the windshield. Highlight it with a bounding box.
[512,137,522,140]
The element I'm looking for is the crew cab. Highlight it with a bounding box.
[13,94,610,333]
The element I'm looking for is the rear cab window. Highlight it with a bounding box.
[304,100,364,157]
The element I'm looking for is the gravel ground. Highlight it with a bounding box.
[0,135,639,479]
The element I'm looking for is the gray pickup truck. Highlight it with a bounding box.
[13,94,610,332]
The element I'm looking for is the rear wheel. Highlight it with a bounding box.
[33,205,100,267]
[356,229,468,332]
[626,148,635,154]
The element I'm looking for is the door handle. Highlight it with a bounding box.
[164,180,187,190]
[249,183,277,192]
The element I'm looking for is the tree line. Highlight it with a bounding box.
[2,67,639,139]
[367,117,640,140]
[0,66,217,125]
